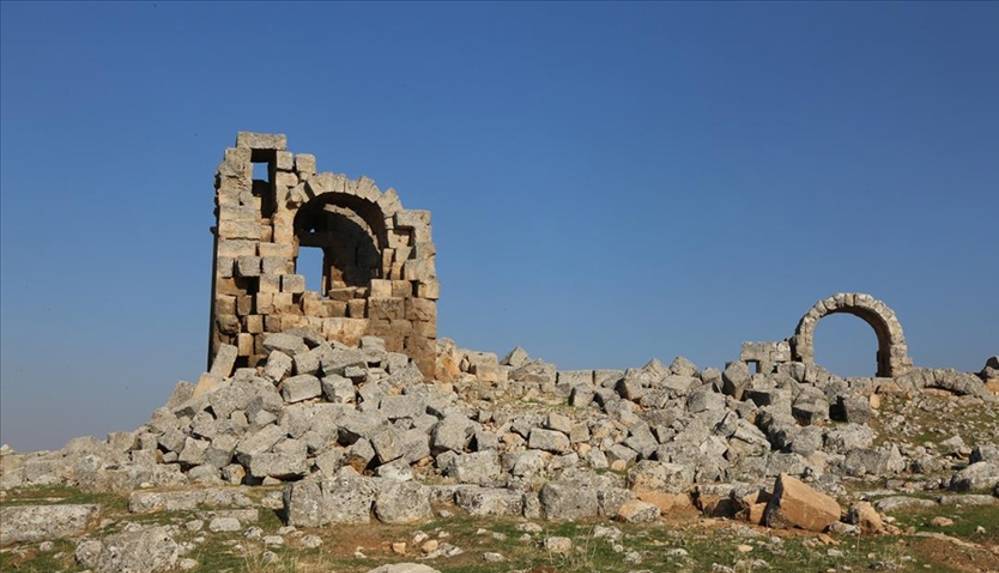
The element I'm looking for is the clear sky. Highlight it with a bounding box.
[2,2,997,451]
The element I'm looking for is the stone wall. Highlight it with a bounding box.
[208,132,438,376]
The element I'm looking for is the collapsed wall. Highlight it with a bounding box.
[209,132,438,377]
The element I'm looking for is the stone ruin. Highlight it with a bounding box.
[1,132,997,568]
[209,132,438,377]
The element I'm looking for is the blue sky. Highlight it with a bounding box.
[2,2,997,450]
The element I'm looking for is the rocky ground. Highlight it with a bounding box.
[1,330,997,572]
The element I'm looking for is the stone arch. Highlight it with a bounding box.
[791,293,912,378]
[293,192,388,293]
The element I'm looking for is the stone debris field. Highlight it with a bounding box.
[1,133,998,573]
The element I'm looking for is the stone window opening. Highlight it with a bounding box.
[251,151,277,219]
[747,360,760,375]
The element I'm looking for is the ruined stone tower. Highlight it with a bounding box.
[208,132,438,376]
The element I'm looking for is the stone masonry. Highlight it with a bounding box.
[208,132,438,376]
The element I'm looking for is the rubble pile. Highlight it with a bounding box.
[3,329,996,533]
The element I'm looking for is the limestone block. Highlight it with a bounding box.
[0,503,99,547]
[281,274,306,293]
[236,256,261,277]
[275,150,294,170]
[237,295,253,316]
[255,293,274,315]
[369,297,406,321]
[416,279,440,300]
[275,171,298,189]
[321,318,368,347]
[259,275,281,293]
[261,256,291,276]
[369,280,393,298]
[405,298,436,322]
[403,259,436,282]
[209,344,238,378]
[237,333,254,356]
[236,131,287,150]
[390,280,412,298]
[412,320,436,338]
[295,153,316,176]
[764,473,841,531]
[244,315,263,334]
[215,295,237,316]
[216,256,234,278]
[258,242,295,257]
[219,221,261,240]
[218,240,257,258]
[216,314,239,335]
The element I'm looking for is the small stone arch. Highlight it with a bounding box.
[791,293,912,378]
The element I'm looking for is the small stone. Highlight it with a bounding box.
[300,534,323,549]
[421,539,439,553]
[263,535,285,546]
[543,536,573,555]
[392,541,407,554]
[179,558,198,571]
[617,499,661,523]
[483,552,505,562]
[736,544,753,553]
[208,517,241,533]
[930,516,954,527]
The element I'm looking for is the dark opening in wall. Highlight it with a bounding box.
[251,152,276,218]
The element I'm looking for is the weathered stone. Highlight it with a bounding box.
[247,452,307,479]
[370,426,405,464]
[432,415,474,452]
[366,564,441,573]
[283,473,377,526]
[832,394,871,424]
[540,481,599,520]
[502,346,530,368]
[0,504,99,546]
[722,362,751,399]
[209,344,238,378]
[76,525,180,573]
[374,481,432,523]
[528,428,570,454]
[281,374,321,403]
[455,487,525,517]
[847,501,885,534]
[949,462,999,492]
[236,424,287,460]
[616,499,661,523]
[764,473,841,532]
[445,451,502,485]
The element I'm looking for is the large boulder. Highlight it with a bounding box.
[0,504,99,546]
[763,473,841,532]
[374,481,432,524]
[75,525,180,573]
[283,472,378,526]
[949,462,999,492]
[539,481,599,520]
